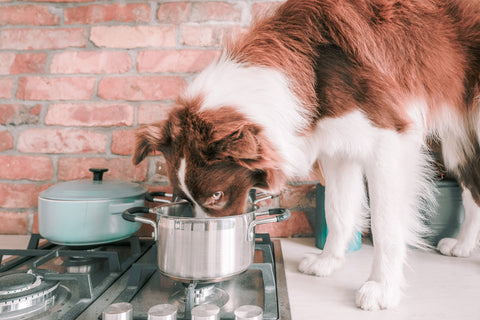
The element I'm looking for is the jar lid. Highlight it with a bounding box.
[39,168,146,201]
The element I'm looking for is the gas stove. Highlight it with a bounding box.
[0,234,290,319]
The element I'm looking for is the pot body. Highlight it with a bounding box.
[155,203,256,282]
[39,197,144,246]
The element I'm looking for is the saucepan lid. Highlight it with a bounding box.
[39,168,147,201]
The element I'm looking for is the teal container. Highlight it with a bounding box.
[315,184,362,252]
[424,179,464,246]
[38,168,146,246]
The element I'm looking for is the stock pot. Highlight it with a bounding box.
[38,168,165,246]
[122,197,290,283]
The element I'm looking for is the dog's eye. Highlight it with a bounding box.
[204,191,224,208]
[212,191,223,201]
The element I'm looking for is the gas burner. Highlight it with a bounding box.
[63,245,104,260]
[60,246,107,273]
[187,283,229,307]
[0,272,42,295]
[61,255,102,274]
[64,244,103,251]
[0,270,70,319]
[169,283,229,318]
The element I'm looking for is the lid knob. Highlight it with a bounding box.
[102,302,133,320]
[234,305,263,320]
[89,168,108,181]
[148,304,178,320]
[191,304,219,320]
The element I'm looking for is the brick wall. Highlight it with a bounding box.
[0,0,316,237]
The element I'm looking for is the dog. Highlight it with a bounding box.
[133,0,480,311]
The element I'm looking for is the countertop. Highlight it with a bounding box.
[1,235,479,319]
[280,237,480,320]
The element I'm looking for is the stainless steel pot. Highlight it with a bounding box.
[122,196,290,283]
[38,168,167,246]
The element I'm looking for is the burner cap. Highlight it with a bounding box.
[0,271,60,314]
[0,272,40,295]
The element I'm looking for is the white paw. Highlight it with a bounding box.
[437,238,474,257]
[355,281,401,311]
[298,253,344,277]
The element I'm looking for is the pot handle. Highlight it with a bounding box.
[253,193,279,204]
[247,208,290,241]
[145,191,174,204]
[122,207,158,241]
[248,190,279,204]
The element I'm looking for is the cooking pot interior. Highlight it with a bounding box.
[156,201,257,218]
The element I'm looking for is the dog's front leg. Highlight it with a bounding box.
[356,132,421,310]
[299,156,366,276]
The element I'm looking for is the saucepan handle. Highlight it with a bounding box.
[254,193,279,204]
[122,207,158,241]
[248,191,279,205]
[247,208,291,241]
[145,191,174,204]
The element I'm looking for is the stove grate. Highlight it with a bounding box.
[0,236,154,320]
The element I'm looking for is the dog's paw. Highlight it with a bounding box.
[437,238,474,257]
[298,253,344,277]
[355,281,401,311]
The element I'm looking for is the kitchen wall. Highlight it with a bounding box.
[0,0,317,236]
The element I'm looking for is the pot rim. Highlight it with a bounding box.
[153,202,259,221]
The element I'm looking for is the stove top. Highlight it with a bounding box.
[0,234,290,320]
[0,236,153,319]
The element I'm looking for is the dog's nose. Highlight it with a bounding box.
[173,193,187,203]
[193,204,209,218]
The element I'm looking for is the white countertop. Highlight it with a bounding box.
[1,235,479,319]
[279,237,480,320]
[0,235,34,249]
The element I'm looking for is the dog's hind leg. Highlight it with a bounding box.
[298,156,366,276]
[356,129,433,310]
[437,188,480,256]
[437,123,480,257]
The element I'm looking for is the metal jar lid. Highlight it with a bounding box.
[39,168,146,201]
[148,304,178,320]
[191,304,220,320]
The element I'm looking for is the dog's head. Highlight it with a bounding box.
[133,100,286,217]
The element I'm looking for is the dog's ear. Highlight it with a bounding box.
[212,124,286,193]
[132,122,171,165]
[251,168,287,194]
[212,124,274,168]
[213,124,262,164]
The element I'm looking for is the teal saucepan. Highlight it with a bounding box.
[38,168,161,246]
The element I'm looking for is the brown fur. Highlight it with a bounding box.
[227,0,479,131]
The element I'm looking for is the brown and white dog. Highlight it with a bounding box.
[133,0,480,311]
